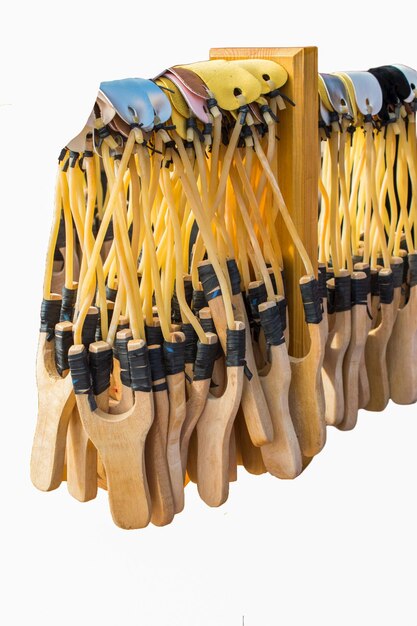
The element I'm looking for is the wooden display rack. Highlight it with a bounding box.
[210,47,318,358]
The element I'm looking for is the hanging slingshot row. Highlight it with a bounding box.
[30,47,417,529]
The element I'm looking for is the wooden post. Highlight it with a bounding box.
[209,47,318,358]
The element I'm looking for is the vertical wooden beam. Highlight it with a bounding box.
[209,47,318,357]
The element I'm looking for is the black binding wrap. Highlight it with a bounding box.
[300,279,323,324]
[247,283,267,341]
[56,217,66,250]
[82,311,99,349]
[60,286,77,322]
[128,344,152,393]
[171,279,193,323]
[199,317,223,359]
[378,271,394,304]
[259,304,285,346]
[95,304,114,341]
[226,259,242,295]
[192,289,207,313]
[326,267,334,283]
[198,263,222,301]
[148,345,167,391]
[277,298,287,333]
[181,323,198,363]
[163,339,185,376]
[40,298,62,341]
[327,284,336,315]
[409,253,417,287]
[370,270,379,296]
[90,347,112,396]
[334,275,352,312]
[193,341,218,381]
[402,254,409,285]
[113,335,131,387]
[106,286,117,302]
[391,261,404,289]
[225,328,249,378]
[318,265,327,300]
[55,326,74,376]
[145,324,164,346]
[351,276,369,306]
[104,219,114,242]
[68,348,94,405]
[117,319,129,331]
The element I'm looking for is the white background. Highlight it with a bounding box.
[1,2,416,625]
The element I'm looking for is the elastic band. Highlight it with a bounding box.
[163,340,185,376]
[55,326,73,376]
[193,341,218,381]
[300,280,323,324]
[128,344,152,392]
[40,298,62,340]
[259,305,285,346]
[90,347,112,396]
